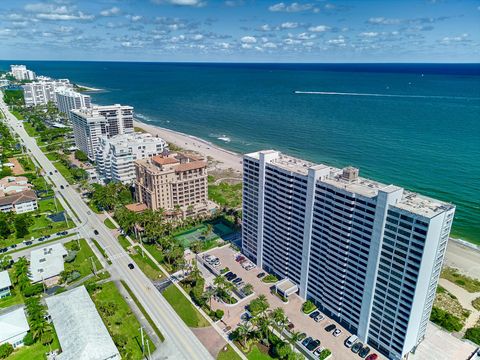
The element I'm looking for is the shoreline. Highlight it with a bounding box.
[133,119,243,173]
[74,83,103,92]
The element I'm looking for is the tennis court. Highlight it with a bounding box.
[174,220,235,247]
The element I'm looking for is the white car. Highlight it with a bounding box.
[314,313,325,322]
[333,329,342,337]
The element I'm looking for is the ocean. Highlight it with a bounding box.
[1,61,479,244]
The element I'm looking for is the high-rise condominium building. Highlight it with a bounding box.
[10,65,36,81]
[134,153,208,217]
[242,150,454,360]
[55,88,91,115]
[70,104,134,160]
[95,132,168,184]
[22,79,72,106]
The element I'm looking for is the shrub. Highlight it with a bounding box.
[64,250,78,263]
[0,343,13,359]
[23,283,43,297]
[430,306,463,332]
[464,327,480,345]
[302,300,317,314]
[23,332,35,346]
[319,349,332,360]
[74,150,88,162]
[215,309,224,320]
[262,274,278,283]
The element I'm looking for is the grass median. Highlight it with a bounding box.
[162,284,210,328]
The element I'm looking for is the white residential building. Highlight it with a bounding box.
[55,87,91,115]
[95,132,168,183]
[22,79,72,106]
[70,104,134,160]
[29,243,68,284]
[0,190,38,214]
[0,307,29,348]
[0,270,12,299]
[10,65,36,81]
[45,286,120,360]
[242,150,455,360]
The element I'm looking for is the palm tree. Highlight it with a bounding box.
[203,287,216,309]
[235,323,252,348]
[242,283,253,295]
[271,307,288,331]
[288,330,303,346]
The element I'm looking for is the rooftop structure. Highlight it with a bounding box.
[0,307,29,348]
[0,189,38,214]
[70,104,134,161]
[242,149,455,360]
[10,65,36,81]
[55,87,91,115]
[29,243,68,284]
[134,152,208,217]
[45,286,120,360]
[0,176,32,197]
[95,132,168,183]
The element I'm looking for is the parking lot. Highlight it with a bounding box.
[205,245,384,360]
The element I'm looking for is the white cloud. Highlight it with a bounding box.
[259,24,271,31]
[241,43,252,49]
[308,25,329,32]
[24,2,94,21]
[297,32,316,40]
[36,12,94,21]
[368,17,400,25]
[241,35,257,43]
[281,22,298,29]
[269,2,314,13]
[441,33,469,44]
[25,3,69,14]
[327,36,346,46]
[100,7,120,17]
[191,34,204,40]
[153,0,206,7]
[263,42,277,48]
[360,32,379,37]
[131,15,142,22]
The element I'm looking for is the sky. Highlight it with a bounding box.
[0,0,479,62]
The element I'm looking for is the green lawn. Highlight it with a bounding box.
[104,218,117,229]
[442,267,480,293]
[247,345,274,360]
[16,156,36,172]
[45,152,61,161]
[217,344,243,360]
[208,182,242,208]
[52,161,74,184]
[118,235,131,250]
[90,281,155,359]
[162,284,210,328]
[130,247,164,280]
[11,110,24,120]
[143,243,165,263]
[64,238,103,279]
[0,287,23,309]
[38,198,64,213]
[92,239,110,264]
[9,333,60,360]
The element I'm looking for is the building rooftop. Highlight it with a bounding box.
[0,270,11,289]
[125,203,148,212]
[29,243,68,283]
[0,189,37,206]
[45,286,120,360]
[245,150,454,218]
[0,307,29,344]
[138,152,206,174]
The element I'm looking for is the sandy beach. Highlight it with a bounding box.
[133,120,243,173]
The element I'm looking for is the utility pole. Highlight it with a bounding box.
[146,339,151,359]
[89,256,97,275]
[139,327,145,357]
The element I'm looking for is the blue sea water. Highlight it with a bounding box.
[1,61,479,243]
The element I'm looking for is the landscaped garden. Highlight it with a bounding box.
[441,267,480,293]
[61,239,103,283]
[430,285,470,332]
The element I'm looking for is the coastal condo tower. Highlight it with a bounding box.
[242,150,454,360]
[70,104,134,161]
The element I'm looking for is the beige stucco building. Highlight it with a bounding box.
[134,153,208,218]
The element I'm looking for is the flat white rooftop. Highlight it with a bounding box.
[0,270,11,289]
[29,243,68,283]
[0,307,29,344]
[245,150,454,218]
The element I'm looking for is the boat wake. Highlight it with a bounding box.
[294,90,478,101]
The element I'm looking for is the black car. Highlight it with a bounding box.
[306,339,320,351]
[24,241,33,245]
[94,230,99,235]
[232,277,243,284]
[227,274,237,281]
[44,234,51,239]
[324,324,336,332]
[49,171,53,175]
[351,342,363,354]
[257,272,266,278]
[54,170,58,173]
[358,346,370,358]
[0,248,7,253]
[38,237,44,242]
[224,271,233,278]
[309,310,320,319]
[301,337,312,347]
[10,244,17,249]
[60,185,64,189]
[128,263,135,270]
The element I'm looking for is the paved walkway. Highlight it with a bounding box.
[191,326,227,358]
[439,278,480,331]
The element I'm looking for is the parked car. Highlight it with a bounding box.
[359,346,370,358]
[128,263,135,270]
[301,337,312,347]
[60,185,64,189]
[324,324,336,332]
[365,354,378,360]
[24,241,33,246]
[236,255,245,262]
[49,171,53,175]
[232,277,243,284]
[224,271,233,278]
[44,234,51,239]
[309,310,320,319]
[93,229,99,235]
[333,329,342,337]
[314,313,325,322]
[306,339,320,352]
[10,244,17,249]
[0,248,7,253]
[236,281,244,287]
[38,237,45,242]
[351,342,363,354]
[345,335,358,348]
[257,272,266,278]
[297,332,306,342]
[313,347,324,357]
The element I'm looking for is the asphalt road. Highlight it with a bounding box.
[0,96,213,360]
